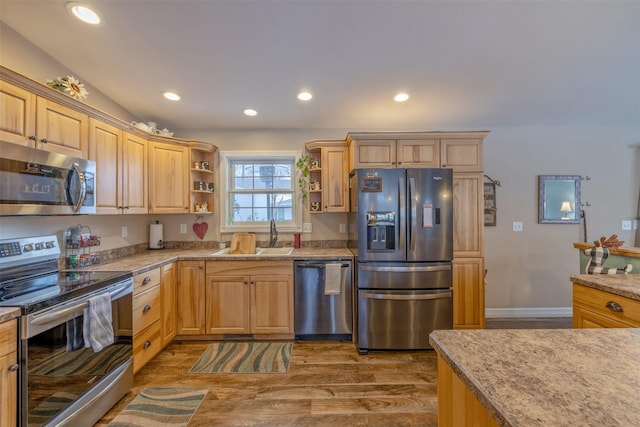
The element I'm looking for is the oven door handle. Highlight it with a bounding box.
[30,283,130,326]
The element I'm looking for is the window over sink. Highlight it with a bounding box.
[220,151,302,233]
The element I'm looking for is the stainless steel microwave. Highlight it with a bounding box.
[0,141,96,215]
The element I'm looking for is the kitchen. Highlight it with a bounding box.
[1,1,639,426]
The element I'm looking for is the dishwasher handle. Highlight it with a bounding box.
[296,263,350,269]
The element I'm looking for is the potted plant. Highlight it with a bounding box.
[295,154,311,201]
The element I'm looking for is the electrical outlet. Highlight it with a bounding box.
[513,221,523,232]
[302,223,313,233]
[621,220,632,230]
[121,226,128,238]
[180,224,187,234]
[339,223,346,233]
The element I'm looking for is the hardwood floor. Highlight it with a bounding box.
[96,318,572,426]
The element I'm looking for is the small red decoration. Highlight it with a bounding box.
[193,221,208,240]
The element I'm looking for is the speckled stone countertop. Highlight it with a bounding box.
[0,307,20,323]
[429,328,640,427]
[72,247,354,275]
[571,274,640,301]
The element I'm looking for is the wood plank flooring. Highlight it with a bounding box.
[95,318,571,426]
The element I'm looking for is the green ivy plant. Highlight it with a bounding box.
[296,154,311,201]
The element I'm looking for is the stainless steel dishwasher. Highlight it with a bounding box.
[294,259,353,340]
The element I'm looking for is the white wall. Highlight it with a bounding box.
[1,26,638,315]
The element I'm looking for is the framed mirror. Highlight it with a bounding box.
[538,175,581,224]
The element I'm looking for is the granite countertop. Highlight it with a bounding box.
[571,274,640,301]
[0,307,21,323]
[74,247,355,275]
[430,328,640,427]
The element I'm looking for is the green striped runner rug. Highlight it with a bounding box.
[109,387,209,427]
[189,342,293,373]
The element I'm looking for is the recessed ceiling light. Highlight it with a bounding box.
[394,93,410,102]
[66,2,101,25]
[244,109,258,117]
[163,91,181,101]
[297,91,313,101]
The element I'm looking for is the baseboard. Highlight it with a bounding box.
[485,307,573,318]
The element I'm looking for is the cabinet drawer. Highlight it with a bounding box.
[133,320,161,373]
[134,268,161,295]
[573,284,640,327]
[133,286,161,335]
[0,319,17,357]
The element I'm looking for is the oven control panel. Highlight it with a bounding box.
[0,235,60,267]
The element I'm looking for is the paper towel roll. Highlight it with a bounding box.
[149,223,164,249]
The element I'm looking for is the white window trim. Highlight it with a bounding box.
[219,150,303,233]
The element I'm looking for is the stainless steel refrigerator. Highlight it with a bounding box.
[349,168,453,353]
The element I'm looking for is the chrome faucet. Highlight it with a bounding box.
[269,219,278,247]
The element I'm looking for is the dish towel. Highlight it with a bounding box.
[83,292,114,352]
[324,263,343,295]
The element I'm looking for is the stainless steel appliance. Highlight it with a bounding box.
[350,168,453,353]
[0,235,133,427]
[294,259,352,340]
[0,141,96,215]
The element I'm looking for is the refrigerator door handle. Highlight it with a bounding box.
[360,264,451,272]
[409,176,417,252]
[360,291,452,301]
[398,176,406,252]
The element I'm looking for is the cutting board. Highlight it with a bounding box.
[230,233,256,254]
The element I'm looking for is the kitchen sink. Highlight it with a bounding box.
[211,247,293,256]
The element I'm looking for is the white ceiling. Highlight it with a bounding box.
[1,0,639,132]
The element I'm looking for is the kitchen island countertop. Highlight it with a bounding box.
[429,327,640,426]
[571,273,640,301]
[72,247,354,275]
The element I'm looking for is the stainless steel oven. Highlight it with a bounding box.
[0,141,96,215]
[0,235,133,427]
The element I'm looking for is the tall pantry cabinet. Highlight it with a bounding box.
[347,131,488,329]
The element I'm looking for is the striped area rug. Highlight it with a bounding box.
[30,343,130,376]
[108,387,209,427]
[189,341,293,373]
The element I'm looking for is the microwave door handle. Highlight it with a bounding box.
[409,177,417,252]
[68,163,86,213]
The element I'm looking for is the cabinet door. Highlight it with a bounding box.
[0,319,17,427]
[89,119,122,214]
[351,139,396,168]
[36,97,88,158]
[205,275,251,334]
[123,133,148,213]
[0,81,36,146]
[452,258,485,329]
[177,261,205,335]
[453,172,483,258]
[396,139,440,168]
[321,145,348,212]
[149,142,189,213]
[252,274,293,334]
[161,263,177,346]
[441,138,483,172]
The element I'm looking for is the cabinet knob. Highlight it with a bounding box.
[605,301,623,312]
[143,277,151,285]
[8,364,19,372]
[143,304,152,313]
[143,341,151,349]
[40,138,48,143]
[28,135,37,141]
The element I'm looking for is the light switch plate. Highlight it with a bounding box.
[513,221,523,232]
[621,220,632,230]
[302,223,313,233]
[339,224,346,233]
[180,224,187,234]
[121,226,128,238]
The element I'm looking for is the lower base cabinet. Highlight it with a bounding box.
[573,283,640,328]
[453,258,485,329]
[176,260,294,338]
[0,319,18,427]
[132,268,162,373]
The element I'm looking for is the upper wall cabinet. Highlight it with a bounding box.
[149,141,189,214]
[305,140,349,213]
[347,131,487,172]
[0,81,36,146]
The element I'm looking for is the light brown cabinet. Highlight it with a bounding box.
[89,120,148,214]
[453,258,485,329]
[453,173,484,258]
[176,261,206,335]
[305,140,349,213]
[204,261,294,337]
[0,80,88,158]
[0,319,18,427]
[132,268,162,373]
[148,141,189,213]
[160,262,177,346]
[573,284,640,328]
